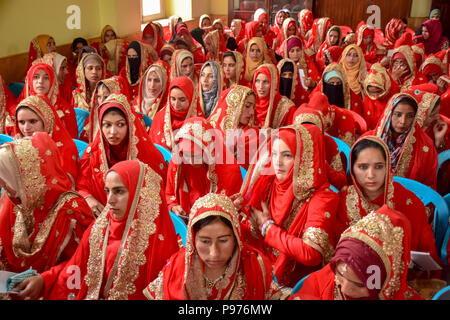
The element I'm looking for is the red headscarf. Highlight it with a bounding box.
[384,18,405,47]
[244,21,261,40]
[252,64,295,128]
[149,76,203,150]
[0,132,93,274]
[165,117,243,216]
[335,205,413,300]
[142,22,164,53]
[240,125,337,286]
[46,160,179,300]
[298,9,314,40]
[14,95,80,183]
[143,193,280,300]
[422,19,444,55]
[77,93,167,205]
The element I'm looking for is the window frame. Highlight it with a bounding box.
[141,0,165,23]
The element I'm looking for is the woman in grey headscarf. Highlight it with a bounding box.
[199,61,224,118]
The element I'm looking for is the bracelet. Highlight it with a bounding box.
[261,220,275,237]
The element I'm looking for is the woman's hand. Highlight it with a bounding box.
[249,201,271,230]
[303,76,316,89]
[85,196,105,217]
[433,119,448,149]
[13,275,45,300]
[437,78,447,94]
[375,48,387,56]
[171,205,186,216]
[391,64,409,82]
[230,193,244,212]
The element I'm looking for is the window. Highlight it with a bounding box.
[141,0,165,23]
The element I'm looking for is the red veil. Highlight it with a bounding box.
[252,64,296,128]
[369,92,438,189]
[292,205,422,300]
[22,62,78,138]
[149,76,203,151]
[334,135,440,263]
[165,117,242,216]
[43,160,179,300]
[77,93,167,206]
[144,193,280,300]
[292,106,347,190]
[14,95,80,184]
[0,132,93,275]
[240,125,339,287]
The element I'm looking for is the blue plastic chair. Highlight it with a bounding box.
[0,134,13,145]
[437,149,450,176]
[330,185,339,193]
[142,114,152,128]
[73,139,89,159]
[240,166,247,181]
[331,136,351,176]
[154,143,172,163]
[7,82,24,98]
[169,211,187,247]
[432,285,450,300]
[393,176,449,266]
[74,108,90,139]
[290,274,311,295]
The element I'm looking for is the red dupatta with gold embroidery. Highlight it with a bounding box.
[240,125,338,286]
[0,132,93,275]
[143,193,281,300]
[373,92,438,188]
[77,94,167,206]
[14,95,79,183]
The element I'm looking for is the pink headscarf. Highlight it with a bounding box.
[422,19,443,55]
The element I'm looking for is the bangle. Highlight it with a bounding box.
[261,219,275,237]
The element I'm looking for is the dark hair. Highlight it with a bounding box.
[226,37,239,51]
[193,215,234,235]
[175,39,188,47]
[71,37,88,52]
[78,46,98,63]
[351,139,387,171]
[102,107,127,122]
[393,96,419,112]
[15,105,41,119]
[222,51,237,62]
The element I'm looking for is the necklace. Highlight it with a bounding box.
[203,264,230,292]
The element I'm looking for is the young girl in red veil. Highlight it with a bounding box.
[291,205,423,300]
[0,132,93,283]
[144,193,281,300]
[241,125,339,288]
[15,160,179,300]
[77,93,167,216]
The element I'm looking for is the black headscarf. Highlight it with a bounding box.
[323,81,345,108]
[279,62,294,98]
[127,41,141,84]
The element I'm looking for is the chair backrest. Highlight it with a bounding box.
[142,114,152,128]
[432,285,450,300]
[393,176,449,265]
[437,149,450,176]
[74,108,90,139]
[73,139,89,159]
[154,143,172,163]
[169,211,187,247]
[290,274,311,295]
[331,136,351,176]
[7,82,24,98]
[240,166,247,181]
[0,134,13,145]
